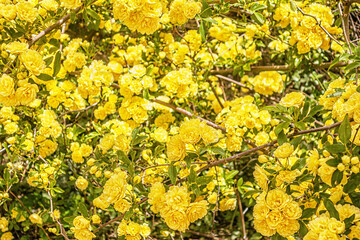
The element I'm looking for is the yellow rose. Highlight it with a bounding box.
[148,182,166,214]
[163,209,190,232]
[274,143,294,159]
[200,122,220,144]
[5,42,28,54]
[183,1,202,19]
[282,201,302,219]
[254,219,276,237]
[253,202,270,220]
[29,213,43,225]
[73,216,90,229]
[20,50,45,76]
[0,75,15,97]
[179,119,201,144]
[276,218,300,237]
[164,186,191,211]
[114,199,131,213]
[279,92,305,108]
[73,228,95,240]
[91,215,101,224]
[16,2,38,22]
[75,176,88,191]
[265,210,283,229]
[265,189,291,210]
[1,232,14,240]
[102,171,127,204]
[61,0,82,9]
[219,198,237,211]
[167,135,186,161]
[186,200,208,223]
[93,195,110,210]
[0,5,16,20]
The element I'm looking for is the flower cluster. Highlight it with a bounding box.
[160,68,197,99]
[216,96,273,151]
[167,118,221,161]
[169,0,202,25]
[274,3,342,54]
[117,220,151,240]
[93,171,130,212]
[71,216,95,240]
[253,189,302,237]
[242,71,284,96]
[148,183,209,232]
[113,0,163,35]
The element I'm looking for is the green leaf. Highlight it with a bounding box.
[344,214,355,228]
[53,51,61,77]
[250,3,267,12]
[196,176,213,185]
[323,198,340,220]
[299,220,308,237]
[188,167,197,183]
[291,136,302,149]
[291,158,306,170]
[309,105,323,117]
[326,158,341,167]
[78,202,88,217]
[117,150,131,166]
[225,170,239,180]
[349,192,360,208]
[52,187,64,193]
[339,114,351,145]
[146,64,154,75]
[290,1,297,12]
[294,122,306,130]
[201,0,212,17]
[168,163,177,185]
[301,208,316,218]
[345,61,360,71]
[331,169,343,187]
[36,73,53,81]
[199,21,206,42]
[344,173,360,193]
[191,183,200,197]
[211,147,226,157]
[277,131,288,145]
[324,144,346,154]
[4,169,10,182]
[132,135,147,146]
[63,216,76,224]
[87,9,100,20]
[251,12,265,25]
[275,122,290,136]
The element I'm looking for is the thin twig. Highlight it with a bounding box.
[10,191,52,240]
[47,191,69,240]
[297,6,342,46]
[216,75,253,91]
[196,121,342,173]
[210,62,348,75]
[151,99,226,132]
[59,102,99,117]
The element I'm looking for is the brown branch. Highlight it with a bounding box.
[29,6,83,46]
[235,188,247,240]
[210,62,348,75]
[215,75,253,91]
[196,121,342,173]
[59,102,99,117]
[93,213,125,234]
[151,99,226,132]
